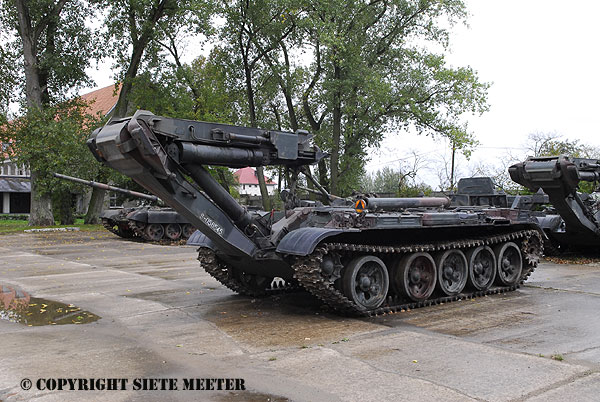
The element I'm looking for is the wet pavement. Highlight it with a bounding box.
[0,230,599,401]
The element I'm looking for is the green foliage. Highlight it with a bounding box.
[99,0,214,117]
[528,132,598,158]
[360,166,432,197]
[448,125,480,158]
[101,0,212,72]
[0,34,18,113]
[0,218,103,234]
[127,52,241,194]
[216,0,489,196]
[128,52,237,123]
[1,0,106,225]
[207,166,240,198]
[306,0,489,195]
[0,214,30,221]
[0,0,101,106]
[0,99,103,208]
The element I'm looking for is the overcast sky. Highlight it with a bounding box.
[367,0,600,186]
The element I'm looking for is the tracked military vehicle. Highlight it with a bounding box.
[510,155,600,252]
[88,111,543,315]
[54,173,195,242]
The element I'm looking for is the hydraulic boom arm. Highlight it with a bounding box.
[88,110,325,259]
[509,155,600,239]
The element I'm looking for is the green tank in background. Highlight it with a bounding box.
[53,173,196,242]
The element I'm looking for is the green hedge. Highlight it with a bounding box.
[0,214,30,221]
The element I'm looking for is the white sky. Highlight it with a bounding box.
[368,0,600,188]
[85,1,600,189]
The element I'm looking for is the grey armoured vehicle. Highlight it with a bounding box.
[54,173,195,242]
[510,155,600,252]
[87,111,543,315]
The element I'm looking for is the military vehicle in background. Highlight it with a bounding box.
[53,173,196,242]
[87,110,543,315]
[510,155,600,253]
[451,177,509,208]
[452,176,550,210]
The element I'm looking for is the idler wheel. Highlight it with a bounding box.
[182,224,196,239]
[144,223,165,241]
[434,249,468,296]
[165,223,182,240]
[466,246,496,290]
[494,242,522,286]
[393,252,437,302]
[342,255,389,311]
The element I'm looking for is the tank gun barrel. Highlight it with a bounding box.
[53,173,161,203]
[297,186,343,200]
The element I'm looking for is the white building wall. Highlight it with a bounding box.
[237,183,276,196]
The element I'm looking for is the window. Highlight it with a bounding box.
[1,143,8,152]
[109,193,120,208]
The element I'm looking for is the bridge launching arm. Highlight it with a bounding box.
[88,110,325,258]
[509,155,600,239]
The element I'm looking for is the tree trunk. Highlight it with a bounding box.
[242,46,270,210]
[54,188,74,225]
[15,0,54,226]
[29,170,54,226]
[255,166,270,211]
[318,159,329,192]
[14,0,42,109]
[114,44,145,118]
[85,187,106,224]
[114,0,169,118]
[329,64,342,196]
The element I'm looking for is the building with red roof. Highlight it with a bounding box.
[234,167,276,196]
[0,84,120,214]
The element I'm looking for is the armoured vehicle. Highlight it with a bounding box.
[510,155,600,252]
[452,177,509,208]
[53,173,196,242]
[87,110,543,315]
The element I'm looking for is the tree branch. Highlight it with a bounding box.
[33,0,70,43]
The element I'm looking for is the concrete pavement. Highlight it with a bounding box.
[0,230,599,401]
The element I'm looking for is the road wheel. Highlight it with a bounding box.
[466,246,496,290]
[144,223,164,241]
[393,252,437,302]
[165,223,182,240]
[494,242,522,286]
[182,224,196,239]
[342,255,389,311]
[434,249,468,296]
